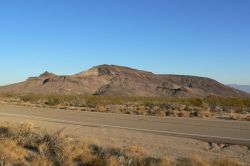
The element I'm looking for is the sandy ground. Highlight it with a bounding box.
[0,115,249,164]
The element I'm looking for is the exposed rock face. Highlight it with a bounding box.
[0,65,248,97]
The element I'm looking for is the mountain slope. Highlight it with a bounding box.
[228,84,250,93]
[0,65,248,97]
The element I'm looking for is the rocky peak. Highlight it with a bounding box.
[77,65,119,76]
[77,64,153,77]
[39,71,56,77]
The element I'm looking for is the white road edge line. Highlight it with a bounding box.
[0,112,250,142]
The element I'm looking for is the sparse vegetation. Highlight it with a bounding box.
[0,122,245,166]
[0,93,250,120]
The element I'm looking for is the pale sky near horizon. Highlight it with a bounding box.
[0,0,250,86]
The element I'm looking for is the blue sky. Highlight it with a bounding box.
[0,0,249,85]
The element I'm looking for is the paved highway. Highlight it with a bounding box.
[0,105,249,146]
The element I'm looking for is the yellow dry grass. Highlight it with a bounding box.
[0,140,27,166]
[0,122,245,166]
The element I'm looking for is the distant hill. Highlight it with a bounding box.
[0,64,248,97]
[228,84,250,93]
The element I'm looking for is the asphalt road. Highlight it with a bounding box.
[0,105,249,147]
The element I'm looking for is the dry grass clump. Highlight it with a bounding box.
[0,122,169,166]
[0,140,27,166]
[0,122,245,166]
[177,155,244,166]
[30,155,54,166]
[123,145,147,157]
[213,157,243,166]
[177,155,210,166]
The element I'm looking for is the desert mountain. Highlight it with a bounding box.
[228,84,250,93]
[0,65,248,97]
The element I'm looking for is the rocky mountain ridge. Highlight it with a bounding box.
[0,65,248,97]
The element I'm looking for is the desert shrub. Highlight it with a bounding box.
[66,96,86,107]
[197,111,212,118]
[242,99,250,107]
[20,93,42,103]
[167,110,180,117]
[186,98,204,107]
[235,107,244,113]
[45,95,62,105]
[156,110,166,116]
[0,93,17,98]
[206,96,247,110]
[2,93,250,119]
[0,126,12,138]
[244,115,250,121]
[178,111,190,118]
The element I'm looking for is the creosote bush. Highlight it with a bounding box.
[1,93,250,118]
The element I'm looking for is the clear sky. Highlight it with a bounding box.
[0,0,249,86]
